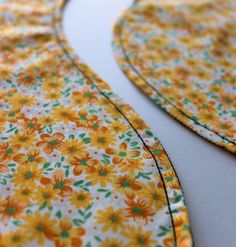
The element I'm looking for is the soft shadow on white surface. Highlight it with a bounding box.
[63,1,236,246]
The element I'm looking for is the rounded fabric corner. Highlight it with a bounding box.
[112,0,236,154]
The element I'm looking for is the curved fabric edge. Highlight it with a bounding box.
[112,1,236,154]
[52,0,194,246]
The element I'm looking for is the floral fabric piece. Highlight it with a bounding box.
[113,0,236,153]
[0,0,192,246]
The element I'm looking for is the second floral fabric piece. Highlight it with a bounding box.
[113,0,236,153]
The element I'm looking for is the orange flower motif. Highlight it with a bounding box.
[163,169,181,190]
[69,153,97,176]
[113,175,143,194]
[75,110,100,129]
[220,93,236,110]
[0,88,17,102]
[0,142,21,162]
[0,196,28,221]
[71,88,97,106]
[55,217,85,247]
[40,169,74,196]
[142,142,166,161]
[6,108,24,123]
[0,163,9,174]
[20,117,41,133]
[36,132,65,154]
[106,142,140,164]
[17,72,37,86]
[128,113,148,131]
[125,198,155,223]
[213,121,236,138]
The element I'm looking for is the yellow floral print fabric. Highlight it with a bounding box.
[113,0,236,153]
[0,0,192,246]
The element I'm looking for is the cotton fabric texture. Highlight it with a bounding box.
[0,0,192,246]
[113,0,236,154]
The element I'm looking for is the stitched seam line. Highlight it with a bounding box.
[50,0,184,245]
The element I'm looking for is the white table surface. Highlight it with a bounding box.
[63,1,236,246]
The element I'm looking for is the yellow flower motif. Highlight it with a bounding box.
[85,164,117,187]
[106,142,140,164]
[33,184,59,206]
[13,149,45,165]
[13,185,35,204]
[2,230,30,247]
[61,139,86,157]
[121,225,157,247]
[10,132,37,150]
[99,238,125,247]
[0,65,12,80]
[118,158,144,173]
[109,120,128,134]
[41,80,64,92]
[197,109,219,125]
[95,206,127,233]
[128,114,148,131]
[70,190,92,209]
[56,217,86,247]
[138,182,166,211]
[8,94,36,108]
[12,164,43,187]
[89,127,116,149]
[52,106,76,124]
[38,115,56,126]
[22,212,58,245]
[44,91,61,101]
[185,89,207,105]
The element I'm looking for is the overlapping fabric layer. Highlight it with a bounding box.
[113,0,236,153]
[0,0,192,246]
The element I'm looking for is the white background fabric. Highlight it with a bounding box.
[63,1,236,246]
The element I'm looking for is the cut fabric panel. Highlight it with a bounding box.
[113,0,236,154]
[0,0,192,246]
